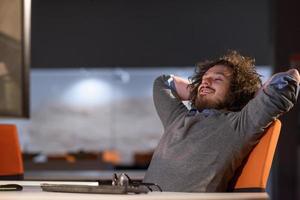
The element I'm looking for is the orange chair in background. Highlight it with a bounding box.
[232,119,281,192]
[0,124,24,180]
[102,150,121,165]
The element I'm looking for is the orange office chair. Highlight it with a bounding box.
[230,119,281,192]
[0,124,24,180]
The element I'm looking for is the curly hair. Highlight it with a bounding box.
[188,51,262,111]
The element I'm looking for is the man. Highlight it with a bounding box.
[143,51,300,192]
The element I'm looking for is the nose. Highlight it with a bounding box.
[201,77,212,87]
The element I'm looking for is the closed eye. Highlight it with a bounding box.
[214,78,223,82]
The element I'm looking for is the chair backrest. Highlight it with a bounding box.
[0,124,24,179]
[233,119,281,192]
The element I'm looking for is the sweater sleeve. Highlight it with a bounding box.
[228,72,299,137]
[153,75,188,129]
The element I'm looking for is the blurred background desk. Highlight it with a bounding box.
[24,170,146,181]
[0,181,269,200]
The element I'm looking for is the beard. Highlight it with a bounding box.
[194,94,231,111]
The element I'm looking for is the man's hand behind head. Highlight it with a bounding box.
[260,68,300,95]
[287,68,300,84]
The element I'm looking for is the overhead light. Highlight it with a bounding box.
[62,78,111,107]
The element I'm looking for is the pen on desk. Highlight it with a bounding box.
[0,184,23,191]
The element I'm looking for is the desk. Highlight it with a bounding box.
[0,181,269,200]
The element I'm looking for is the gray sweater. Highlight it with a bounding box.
[143,73,299,192]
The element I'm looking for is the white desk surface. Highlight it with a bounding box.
[0,181,269,200]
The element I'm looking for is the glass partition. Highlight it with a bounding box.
[0,66,272,166]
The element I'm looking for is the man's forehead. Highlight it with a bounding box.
[204,65,232,76]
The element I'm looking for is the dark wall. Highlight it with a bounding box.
[31,0,272,68]
[273,0,300,199]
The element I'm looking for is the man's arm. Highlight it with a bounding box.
[262,69,300,90]
[229,68,299,137]
[172,76,191,101]
[153,75,189,129]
